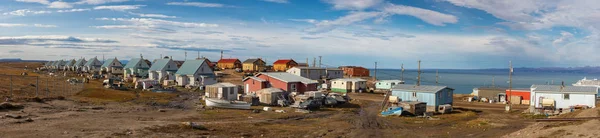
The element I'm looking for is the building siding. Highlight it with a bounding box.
[531,92,596,109]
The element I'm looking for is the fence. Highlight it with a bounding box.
[0,74,84,99]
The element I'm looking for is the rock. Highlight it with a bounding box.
[263,107,272,112]
[5,114,22,119]
[158,109,166,112]
[0,102,24,109]
[275,110,286,113]
[25,118,33,122]
[252,109,261,113]
[91,107,104,110]
[181,122,207,130]
[296,109,311,113]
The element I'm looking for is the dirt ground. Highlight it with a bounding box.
[0,62,595,138]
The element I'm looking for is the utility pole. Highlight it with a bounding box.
[401,64,404,81]
[313,57,316,67]
[507,61,513,111]
[374,62,377,81]
[492,76,495,87]
[318,56,322,67]
[306,58,309,78]
[417,60,421,86]
[436,70,439,85]
[220,50,223,60]
[184,51,187,60]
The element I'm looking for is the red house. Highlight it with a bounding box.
[505,89,531,100]
[243,72,318,94]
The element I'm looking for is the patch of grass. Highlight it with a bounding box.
[520,114,547,119]
[136,91,177,105]
[74,87,136,103]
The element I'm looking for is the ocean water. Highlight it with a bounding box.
[372,69,600,94]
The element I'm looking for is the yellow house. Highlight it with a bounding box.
[273,59,297,72]
[217,58,242,69]
[243,58,266,72]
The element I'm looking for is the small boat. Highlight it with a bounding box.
[381,107,403,117]
[205,98,252,110]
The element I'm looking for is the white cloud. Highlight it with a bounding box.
[75,0,128,5]
[307,12,382,33]
[2,9,52,16]
[553,31,574,46]
[96,18,219,28]
[166,2,225,8]
[94,5,145,11]
[0,23,57,28]
[130,12,176,18]
[0,23,28,27]
[382,4,458,26]
[57,8,91,13]
[289,19,318,24]
[262,0,288,3]
[15,0,50,5]
[48,1,73,9]
[33,24,58,28]
[323,0,384,10]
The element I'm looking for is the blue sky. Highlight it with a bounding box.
[1,0,599,69]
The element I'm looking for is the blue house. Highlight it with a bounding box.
[391,84,454,112]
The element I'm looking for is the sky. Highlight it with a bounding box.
[1,0,600,69]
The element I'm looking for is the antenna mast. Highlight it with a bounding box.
[374,62,377,81]
[436,70,439,85]
[417,60,421,86]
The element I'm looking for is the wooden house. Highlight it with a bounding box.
[124,57,151,78]
[217,58,242,69]
[83,57,102,73]
[175,58,216,86]
[273,59,297,72]
[340,66,370,77]
[530,85,597,109]
[101,57,124,75]
[391,84,454,112]
[148,57,179,82]
[242,58,266,72]
[243,72,318,94]
[330,78,367,93]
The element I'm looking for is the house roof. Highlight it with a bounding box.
[44,61,52,66]
[326,68,342,71]
[297,63,309,66]
[47,61,55,66]
[207,82,237,88]
[292,67,326,70]
[243,58,263,64]
[149,59,175,71]
[175,59,208,75]
[333,78,367,82]
[101,58,121,68]
[377,80,404,83]
[124,58,146,69]
[243,76,266,82]
[392,84,451,93]
[273,59,294,64]
[74,58,86,66]
[55,60,65,66]
[65,59,76,66]
[84,58,99,66]
[259,72,318,84]
[218,58,240,63]
[531,85,598,94]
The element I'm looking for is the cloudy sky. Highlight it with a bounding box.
[1,0,599,69]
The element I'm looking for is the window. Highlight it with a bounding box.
[378,83,381,85]
[564,94,570,100]
[113,63,115,65]
[201,68,204,72]
[391,82,395,85]
[168,65,170,68]
[291,84,297,91]
[412,92,417,97]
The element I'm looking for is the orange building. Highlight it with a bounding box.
[217,58,242,69]
[340,66,370,77]
[273,59,297,72]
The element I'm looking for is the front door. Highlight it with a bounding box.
[245,84,250,93]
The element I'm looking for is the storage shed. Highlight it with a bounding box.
[205,83,239,101]
[255,88,286,105]
[474,87,506,102]
[391,84,454,112]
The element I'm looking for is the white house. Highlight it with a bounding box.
[530,85,598,109]
[123,57,151,78]
[53,60,65,70]
[331,78,367,93]
[286,67,325,80]
[101,57,124,75]
[148,57,179,82]
[83,57,102,73]
[175,59,216,86]
[63,59,76,71]
[73,58,86,71]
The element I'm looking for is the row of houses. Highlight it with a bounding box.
[472,85,598,109]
